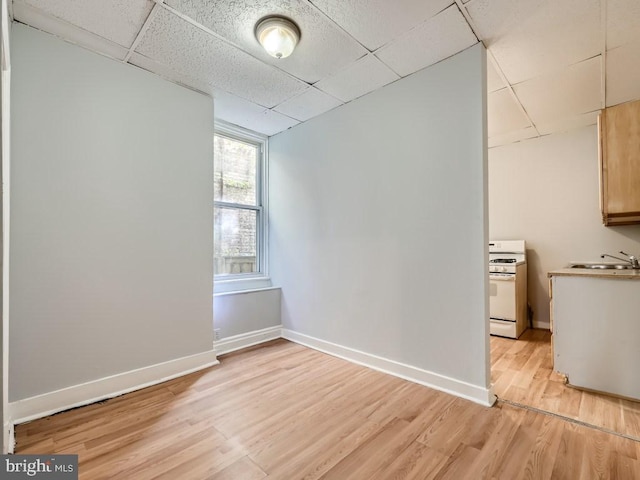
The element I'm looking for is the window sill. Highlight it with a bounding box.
[213,285,280,297]
[213,276,273,295]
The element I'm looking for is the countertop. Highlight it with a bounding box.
[548,268,640,279]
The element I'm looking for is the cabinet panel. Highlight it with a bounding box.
[600,99,640,225]
[551,275,640,400]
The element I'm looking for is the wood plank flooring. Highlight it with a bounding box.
[491,328,640,440]
[16,338,640,479]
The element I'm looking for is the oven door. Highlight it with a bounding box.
[489,273,516,321]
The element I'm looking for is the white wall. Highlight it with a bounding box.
[10,25,214,402]
[269,44,490,400]
[489,125,640,328]
[213,288,281,340]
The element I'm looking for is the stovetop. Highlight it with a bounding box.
[489,240,527,272]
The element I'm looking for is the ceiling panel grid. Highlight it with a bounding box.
[165,0,367,84]
[314,53,399,102]
[466,0,601,84]
[375,5,478,77]
[309,0,454,51]
[9,0,640,144]
[135,7,309,108]
[20,0,154,47]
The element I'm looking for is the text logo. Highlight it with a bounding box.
[0,455,78,479]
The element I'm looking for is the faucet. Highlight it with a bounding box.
[601,251,640,269]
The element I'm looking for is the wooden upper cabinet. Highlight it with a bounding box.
[599,99,640,225]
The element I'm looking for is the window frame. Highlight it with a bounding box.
[213,121,269,283]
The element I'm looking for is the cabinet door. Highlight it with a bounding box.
[600,99,640,225]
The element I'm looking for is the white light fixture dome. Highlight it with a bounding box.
[255,16,300,59]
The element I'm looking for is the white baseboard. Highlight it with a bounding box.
[214,325,282,356]
[532,321,550,330]
[4,421,14,454]
[9,349,219,425]
[8,325,498,429]
[282,329,496,407]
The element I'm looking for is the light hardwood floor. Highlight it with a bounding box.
[491,328,640,440]
[16,338,640,479]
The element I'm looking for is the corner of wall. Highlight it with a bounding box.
[282,329,495,407]
[214,325,282,356]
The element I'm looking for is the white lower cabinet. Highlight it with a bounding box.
[551,274,640,400]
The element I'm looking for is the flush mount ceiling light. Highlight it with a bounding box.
[255,16,300,59]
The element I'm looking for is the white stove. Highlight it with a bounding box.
[489,240,528,338]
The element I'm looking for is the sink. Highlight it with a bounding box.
[569,263,634,270]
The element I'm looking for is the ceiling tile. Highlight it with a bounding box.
[273,87,342,122]
[466,0,601,84]
[135,7,307,108]
[309,0,453,51]
[488,126,538,148]
[165,0,366,84]
[12,2,129,61]
[514,56,602,127]
[488,88,531,137]
[607,0,640,50]
[214,90,300,136]
[128,52,213,95]
[131,51,300,136]
[375,5,477,77]
[606,39,640,107]
[314,54,399,102]
[536,110,599,136]
[19,0,154,48]
[487,56,506,93]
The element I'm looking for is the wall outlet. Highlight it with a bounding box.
[214,329,221,341]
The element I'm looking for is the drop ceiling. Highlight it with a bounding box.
[9,0,640,145]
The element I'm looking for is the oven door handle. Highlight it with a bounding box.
[489,274,515,281]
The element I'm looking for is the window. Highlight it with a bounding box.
[214,124,267,279]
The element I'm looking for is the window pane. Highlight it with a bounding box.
[214,207,258,275]
[214,135,257,205]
